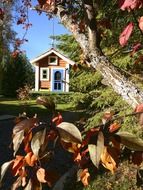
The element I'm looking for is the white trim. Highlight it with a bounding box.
[40,67,49,81]
[35,63,39,91]
[65,64,70,92]
[30,48,75,65]
[48,55,58,65]
[50,68,65,92]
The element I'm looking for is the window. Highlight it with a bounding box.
[48,56,57,65]
[40,68,49,81]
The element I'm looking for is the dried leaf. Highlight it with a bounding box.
[119,22,134,47]
[88,131,104,168]
[13,118,37,135]
[25,152,37,166]
[24,179,32,190]
[36,96,55,111]
[31,128,46,157]
[116,132,143,151]
[36,168,47,183]
[101,146,117,174]
[0,160,13,183]
[57,122,82,144]
[79,168,90,187]
[11,176,22,190]
[13,130,24,156]
[12,155,24,176]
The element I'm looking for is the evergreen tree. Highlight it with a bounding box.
[2,54,34,97]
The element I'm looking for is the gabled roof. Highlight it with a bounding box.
[30,48,75,65]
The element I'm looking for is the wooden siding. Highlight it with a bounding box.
[38,53,67,90]
[40,81,50,89]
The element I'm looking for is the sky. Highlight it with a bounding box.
[14,8,69,61]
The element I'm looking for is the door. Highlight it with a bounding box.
[52,69,64,92]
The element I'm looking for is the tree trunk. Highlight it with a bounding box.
[56,5,143,109]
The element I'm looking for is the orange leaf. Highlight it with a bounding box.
[36,168,47,183]
[25,152,37,167]
[80,168,90,187]
[12,155,24,176]
[101,146,118,174]
[109,123,120,133]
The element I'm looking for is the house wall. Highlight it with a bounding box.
[37,54,68,91]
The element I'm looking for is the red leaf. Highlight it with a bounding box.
[139,16,143,31]
[52,112,63,126]
[130,43,142,57]
[119,0,143,11]
[119,22,134,46]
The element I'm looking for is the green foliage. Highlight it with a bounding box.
[51,34,81,62]
[2,54,34,97]
[65,162,139,190]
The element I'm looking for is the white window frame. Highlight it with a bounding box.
[48,56,58,65]
[40,67,49,81]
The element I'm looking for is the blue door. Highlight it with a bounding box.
[52,69,64,92]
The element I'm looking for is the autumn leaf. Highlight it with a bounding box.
[135,103,143,112]
[36,168,47,183]
[25,152,37,167]
[13,118,37,135]
[119,22,134,47]
[57,122,82,144]
[119,0,143,11]
[36,96,55,111]
[11,176,22,190]
[0,160,14,183]
[12,155,24,176]
[116,132,143,151]
[31,128,47,157]
[24,179,32,190]
[23,132,32,153]
[88,131,104,168]
[109,122,121,133]
[52,112,63,126]
[101,146,117,174]
[79,168,90,187]
[13,130,24,156]
[139,16,143,31]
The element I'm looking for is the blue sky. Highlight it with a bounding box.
[14,9,69,61]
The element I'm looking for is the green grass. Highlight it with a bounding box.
[0,98,74,118]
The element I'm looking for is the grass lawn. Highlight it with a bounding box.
[0,98,75,118]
